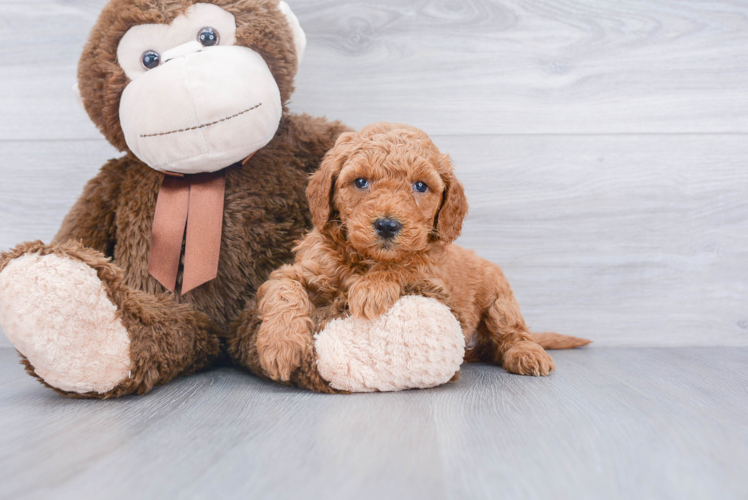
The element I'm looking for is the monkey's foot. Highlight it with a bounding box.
[314,295,465,392]
[0,250,131,394]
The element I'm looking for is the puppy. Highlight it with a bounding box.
[256,122,590,382]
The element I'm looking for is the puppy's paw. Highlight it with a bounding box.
[403,278,450,303]
[502,341,555,376]
[256,316,313,381]
[348,278,401,320]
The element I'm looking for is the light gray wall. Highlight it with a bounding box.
[1,0,747,347]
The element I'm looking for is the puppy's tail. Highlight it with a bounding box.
[531,332,591,350]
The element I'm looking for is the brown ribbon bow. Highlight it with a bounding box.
[148,155,254,294]
[148,170,226,294]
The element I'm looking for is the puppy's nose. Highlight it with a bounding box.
[374,218,402,239]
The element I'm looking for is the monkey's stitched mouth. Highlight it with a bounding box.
[140,103,262,138]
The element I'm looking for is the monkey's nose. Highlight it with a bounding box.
[161,41,204,64]
[374,218,402,239]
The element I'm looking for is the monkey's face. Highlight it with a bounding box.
[78,1,306,174]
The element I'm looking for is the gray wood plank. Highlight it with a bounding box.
[2,134,747,347]
[0,347,746,500]
[0,0,106,141]
[447,133,748,347]
[0,140,118,249]
[3,0,748,140]
[293,0,748,135]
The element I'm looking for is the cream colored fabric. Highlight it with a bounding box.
[0,254,131,394]
[116,2,309,174]
[117,3,238,81]
[315,296,465,392]
[161,40,205,64]
[278,1,307,65]
[119,45,282,173]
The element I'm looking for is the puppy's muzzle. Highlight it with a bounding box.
[374,218,402,240]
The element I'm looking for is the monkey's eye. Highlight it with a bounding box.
[354,178,369,189]
[141,50,161,70]
[414,181,429,193]
[198,27,220,47]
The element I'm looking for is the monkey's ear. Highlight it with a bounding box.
[307,132,357,230]
[278,1,307,67]
[434,155,468,243]
[72,83,85,111]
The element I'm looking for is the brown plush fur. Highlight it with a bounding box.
[253,123,590,384]
[1,0,351,397]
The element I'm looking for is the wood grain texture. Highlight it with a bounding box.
[447,134,748,346]
[0,140,118,247]
[0,1,106,141]
[3,0,748,140]
[293,0,748,134]
[0,347,746,500]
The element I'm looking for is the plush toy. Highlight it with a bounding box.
[0,0,475,397]
[244,123,591,393]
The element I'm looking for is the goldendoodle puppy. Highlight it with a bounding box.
[255,122,590,382]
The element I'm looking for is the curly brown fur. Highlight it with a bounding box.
[255,123,590,382]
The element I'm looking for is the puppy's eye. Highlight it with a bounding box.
[354,178,369,189]
[198,27,220,47]
[413,181,429,193]
[141,50,161,70]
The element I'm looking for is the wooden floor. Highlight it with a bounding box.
[1,347,746,500]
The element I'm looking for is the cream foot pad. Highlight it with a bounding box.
[315,295,465,392]
[0,253,131,394]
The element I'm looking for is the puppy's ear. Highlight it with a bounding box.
[308,132,358,230]
[434,155,468,243]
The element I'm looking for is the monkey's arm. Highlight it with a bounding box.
[284,113,353,173]
[53,158,126,258]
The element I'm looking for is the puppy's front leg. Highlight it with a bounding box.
[403,277,451,303]
[483,293,555,377]
[256,269,315,381]
[347,273,401,320]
